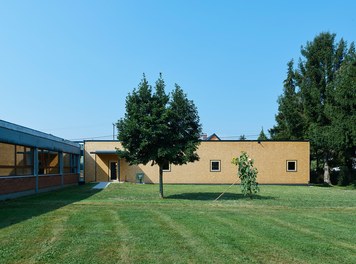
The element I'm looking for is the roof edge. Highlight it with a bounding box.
[84,139,310,143]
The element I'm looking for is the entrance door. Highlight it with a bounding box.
[109,161,118,181]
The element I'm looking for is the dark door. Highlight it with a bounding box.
[110,162,117,180]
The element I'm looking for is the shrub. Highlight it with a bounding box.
[232,151,259,198]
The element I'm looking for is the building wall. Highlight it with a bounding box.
[0,174,79,198]
[84,140,310,184]
[0,177,36,195]
[0,120,81,200]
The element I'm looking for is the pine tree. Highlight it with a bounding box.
[269,60,304,140]
[271,32,354,184]
[325,45,356,178]
[297,33,347,184]
[239,135,246,140]
[257,127,268,140]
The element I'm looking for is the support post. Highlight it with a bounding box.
[77,154,81,182]
[95,154,97,182]
[33,148,39,193]
[59,152,63,186]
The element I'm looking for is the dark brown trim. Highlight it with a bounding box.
[210,160,221,172]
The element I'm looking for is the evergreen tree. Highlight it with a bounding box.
[239,134,246,140]
[257,127,268,140]
[325,46,356,176]
[297,32,347,184]
[271,32,354,184]
[269,60,304,140]
[117,74,202,198]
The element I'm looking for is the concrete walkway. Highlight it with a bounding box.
[92,182,111,189]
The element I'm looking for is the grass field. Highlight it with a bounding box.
[1,183,356,264]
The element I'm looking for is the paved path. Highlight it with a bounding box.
[92,182,111,189]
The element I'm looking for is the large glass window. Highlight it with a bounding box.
[38,149,59,175]
[16,145,33,175]
[0,142,33,176]
[63,153,78,174]
[71,154,78,173]
[63,153,71,173]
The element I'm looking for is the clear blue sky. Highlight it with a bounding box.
[1,1,355,140]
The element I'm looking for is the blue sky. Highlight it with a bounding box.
[0,1,355,140]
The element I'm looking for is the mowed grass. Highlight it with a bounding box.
[1,183,356,264]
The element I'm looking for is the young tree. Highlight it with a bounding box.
[117,74,202,198]
[232,152,259,198]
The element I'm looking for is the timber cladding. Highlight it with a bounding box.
[84,140,310,184]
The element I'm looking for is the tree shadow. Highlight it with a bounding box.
[166,192,275,201]
[0,184,101,229]
[309,183,334,188]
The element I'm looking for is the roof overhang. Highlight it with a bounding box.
[0,120,80,154]
[90,150,118,155]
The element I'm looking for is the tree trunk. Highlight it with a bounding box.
[323,161,331,185]
[159,165,164,198]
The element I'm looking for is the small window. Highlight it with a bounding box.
[210,160,221,172]
[287,160,297,172]
[162,161,171,172]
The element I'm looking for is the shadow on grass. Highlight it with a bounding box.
[166,192,275,201]
[0,184,101,229]
[310,183,334,188]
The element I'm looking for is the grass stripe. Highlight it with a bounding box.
[1,183,355,263]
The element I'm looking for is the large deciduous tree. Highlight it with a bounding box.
[117,74,202,198]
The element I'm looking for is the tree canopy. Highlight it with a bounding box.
[269,32,356,184]
[117,74,202,197]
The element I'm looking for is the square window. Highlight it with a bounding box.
[287,160,297,172]
[210,160,221,172]
[162,161,171,172]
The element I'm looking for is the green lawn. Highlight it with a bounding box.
[1,183,356,264]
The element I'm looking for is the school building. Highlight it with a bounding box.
[84,139,310,185]
[0,120,81,200]
[1,120,310,199]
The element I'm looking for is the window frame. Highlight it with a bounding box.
[38,149,59,175]
[0,142,33,177]
[286,160,297,172]
[210,160,221,172]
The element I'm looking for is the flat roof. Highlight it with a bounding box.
[0,120,80,154]
[84,139,309,143]
[91,150,118,154]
